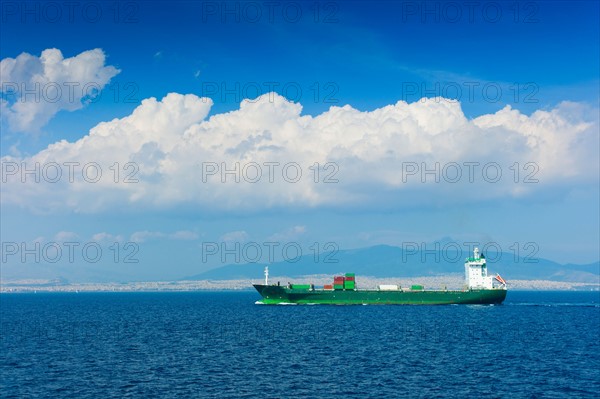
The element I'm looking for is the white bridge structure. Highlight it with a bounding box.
[465,247,506,289]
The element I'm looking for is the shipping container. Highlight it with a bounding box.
[345,273,355,277]
[323,284,333,290]
[411,285,424,291]
[378,284,399,291]
[333,284,344,290]
[291,284,311,290]
[344,276,355,281]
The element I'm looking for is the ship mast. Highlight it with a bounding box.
[264,265,269,285]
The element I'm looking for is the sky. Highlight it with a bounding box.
[1,0,599,282]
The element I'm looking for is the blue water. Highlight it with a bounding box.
[1,291,599,398]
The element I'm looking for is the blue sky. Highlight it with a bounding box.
[1,1,599,282]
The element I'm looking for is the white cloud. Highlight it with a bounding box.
[170,230,199,240]
[53,231,78,242]
[129,230,199,242]
[1,48,120,132]
[221,231,249,242]
[92,232,124,243]
[1,93,597,213]
[267,226,307,242]
[130,231,165,243]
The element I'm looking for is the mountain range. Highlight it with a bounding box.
[184,245,600,283]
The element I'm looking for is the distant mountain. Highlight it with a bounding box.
[183,245,600,283]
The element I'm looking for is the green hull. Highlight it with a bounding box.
[253,285,507,305]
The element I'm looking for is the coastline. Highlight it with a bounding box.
[2,274,598,293]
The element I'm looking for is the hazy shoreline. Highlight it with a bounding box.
[2,275,598,293]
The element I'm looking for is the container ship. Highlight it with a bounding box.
[253,248,507,305]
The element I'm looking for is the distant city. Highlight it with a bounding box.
[2,275,598,293]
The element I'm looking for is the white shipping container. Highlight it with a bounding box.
[378,285,399,291]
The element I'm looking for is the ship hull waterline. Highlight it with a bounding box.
[253,284,507,305]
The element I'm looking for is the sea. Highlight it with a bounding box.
[1,291,599,398]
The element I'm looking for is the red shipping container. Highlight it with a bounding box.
[345,277,355,281]
[323,285,333,289]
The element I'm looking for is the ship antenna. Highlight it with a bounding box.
[264,265,269,285]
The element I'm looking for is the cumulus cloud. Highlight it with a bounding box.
[221,231,249,242]
[170,230,199,240]
[129,231,165,243]
[1,48,120,132]
[53,231,78,242]
[1,93,597,213]
[92,232,124,243]
[129,230,200,243]
[268,226,307,242]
